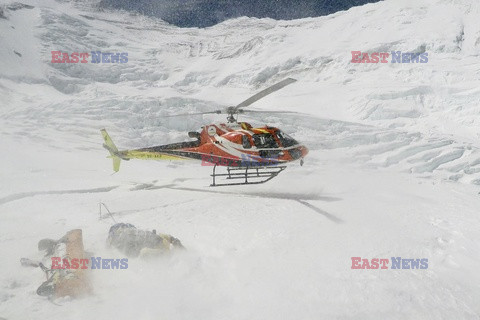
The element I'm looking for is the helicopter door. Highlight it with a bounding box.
[242,135,251,149]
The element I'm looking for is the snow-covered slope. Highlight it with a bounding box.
[1,0,480,319]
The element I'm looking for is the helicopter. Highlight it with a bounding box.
[101,78,308,186]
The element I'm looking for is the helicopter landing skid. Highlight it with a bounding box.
[210,164,287,187]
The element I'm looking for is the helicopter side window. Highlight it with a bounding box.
[242,135,251,149]
[252,134,278,148]
[276,130,298,147]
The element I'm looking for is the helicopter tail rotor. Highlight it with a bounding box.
[101,129,122,172]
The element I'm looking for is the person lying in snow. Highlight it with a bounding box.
[107,223,184,258]
[25,229,92,299]
[22,224,184,300]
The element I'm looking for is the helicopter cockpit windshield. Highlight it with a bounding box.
[252,133,278,148]
[276,130,299,147]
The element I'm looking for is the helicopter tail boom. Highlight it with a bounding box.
[101,129,192,172]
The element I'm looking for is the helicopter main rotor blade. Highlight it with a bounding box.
[234,78,297,111]
[163,110,222,117]
[241,109,303,115]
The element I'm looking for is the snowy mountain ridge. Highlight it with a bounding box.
[1,0,480,184]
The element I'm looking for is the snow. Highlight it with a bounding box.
[1,0,480,319]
